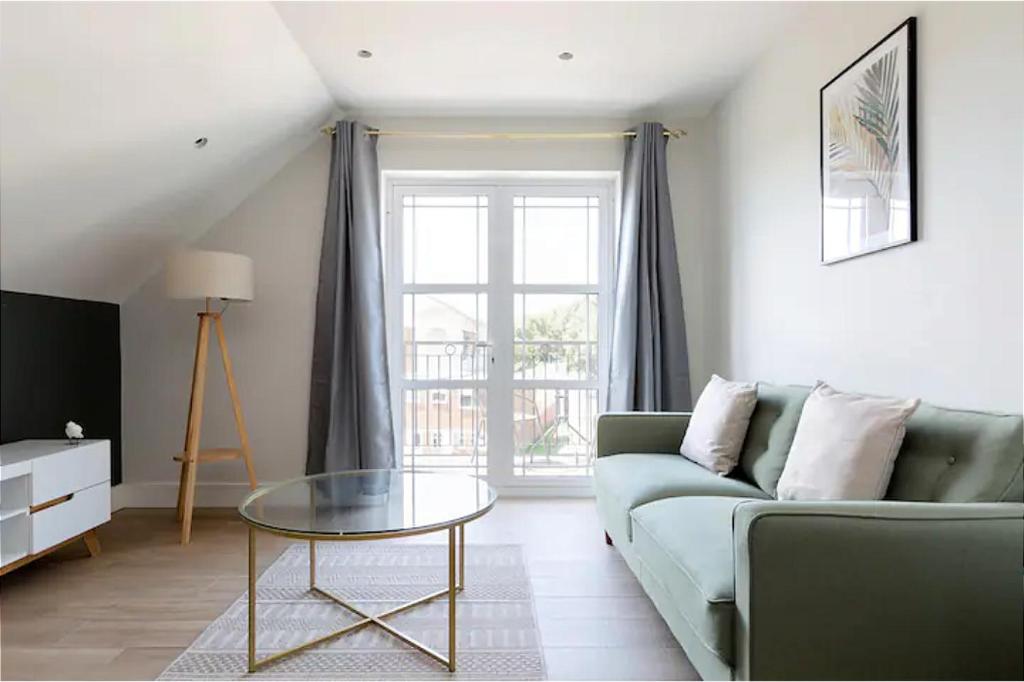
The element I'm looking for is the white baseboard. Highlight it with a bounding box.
[111,483,130,511]
[112,481,253,510]
[110,480,593,511]
[493,485,594,498]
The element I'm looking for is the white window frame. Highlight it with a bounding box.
[383,171,618,494]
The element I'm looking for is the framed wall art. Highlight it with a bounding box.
[820,17,916,264]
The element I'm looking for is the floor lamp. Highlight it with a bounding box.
[165,249,258,545]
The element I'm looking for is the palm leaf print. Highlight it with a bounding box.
[828,47,902,201]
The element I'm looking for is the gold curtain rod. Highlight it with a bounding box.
[318,127,686,140]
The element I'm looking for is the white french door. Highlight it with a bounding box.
[385,176,615,491]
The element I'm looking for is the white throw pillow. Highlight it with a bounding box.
[679,374,758,475]
[776,382,920,500]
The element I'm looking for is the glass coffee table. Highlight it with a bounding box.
[238,469,497,673]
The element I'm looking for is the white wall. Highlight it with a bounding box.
[711,2,1023,412]
[121,140,331,497]
[121,116,710,495]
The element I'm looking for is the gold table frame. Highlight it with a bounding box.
[243,499,493,674]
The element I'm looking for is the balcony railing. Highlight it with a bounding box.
[402,343,598,477]
[404,341,489,381]
[513,340,598,381]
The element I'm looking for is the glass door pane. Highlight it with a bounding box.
[514,293,598,381]
[395,191,491,477]
[513,387,598,477]
[404,293,488,381]
[403,388,487,473]
[514,195,599,285]
[403,195,488,284]
[389,181,611,488]
[510,193,604,479]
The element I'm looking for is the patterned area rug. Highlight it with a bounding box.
[159,542,545,680]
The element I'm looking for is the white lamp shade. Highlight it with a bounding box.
[164,250,254,301]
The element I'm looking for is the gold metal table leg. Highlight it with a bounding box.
[448,525,456,672]
[246,526,464,673]
[312,586,451,668]
[248,527,256,673]
[458,523,465,592]
[309,540,316,589]
[251,616,376,670]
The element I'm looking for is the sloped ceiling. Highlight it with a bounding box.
[0,2,335,302]
[1,1,803,303]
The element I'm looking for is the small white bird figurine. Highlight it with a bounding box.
[65,421,84,444]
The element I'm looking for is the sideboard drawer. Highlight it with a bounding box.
[31,441,109,504]
[32,480,110,553]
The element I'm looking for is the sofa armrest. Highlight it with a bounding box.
[595,412,690,458]
[732,500,1024,680]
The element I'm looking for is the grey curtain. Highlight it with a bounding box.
[607,122,692,412]
[306,120,395,474]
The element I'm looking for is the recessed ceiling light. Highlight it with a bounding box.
[193,137,208,149]
[558,51,574,61]
[357,49,373,59]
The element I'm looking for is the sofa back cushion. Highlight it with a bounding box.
[886,404,1024,503]
[737,384,810,496]
[737,383,1024,502]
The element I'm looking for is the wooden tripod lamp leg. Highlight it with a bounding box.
[214,315,258,490]
[180,314,212,545]
[177,314,206,522]
[176,461,190,522]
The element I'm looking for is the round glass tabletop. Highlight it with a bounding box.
[238,469,497,538]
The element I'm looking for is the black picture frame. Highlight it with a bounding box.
[820,17,917,264]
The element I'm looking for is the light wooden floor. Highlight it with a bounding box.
[0,499,698,680]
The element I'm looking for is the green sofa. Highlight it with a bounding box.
[594,384,1024,680]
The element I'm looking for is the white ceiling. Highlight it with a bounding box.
[1,1,803,302]
[274,1,804,117]
[0,2,335,301]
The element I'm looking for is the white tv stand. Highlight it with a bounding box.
[0,439,111,575]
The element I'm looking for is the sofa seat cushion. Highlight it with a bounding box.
[594,453,768,542]
[631,496,750,666]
